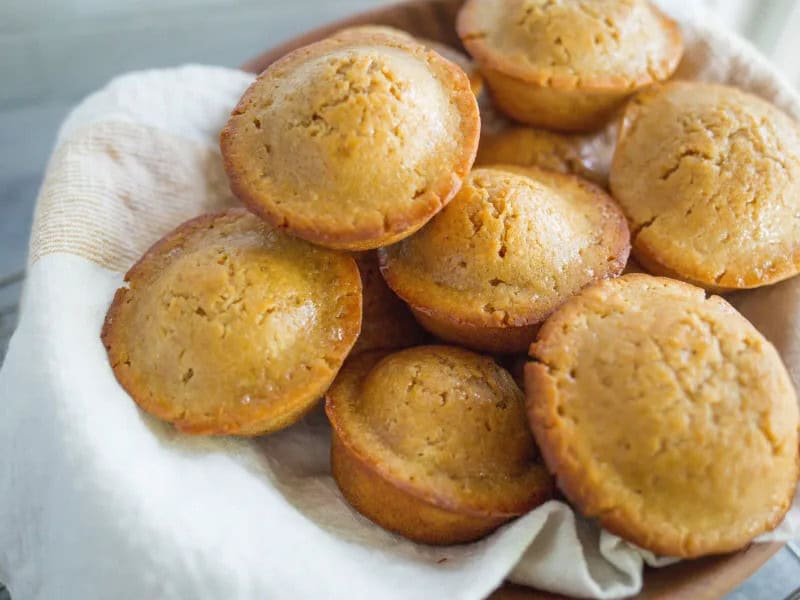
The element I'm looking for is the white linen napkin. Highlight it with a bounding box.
[1,5,799,599]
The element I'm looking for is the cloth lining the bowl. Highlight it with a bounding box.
[1,4,799,599]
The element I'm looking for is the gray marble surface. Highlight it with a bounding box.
[1,0,799,598]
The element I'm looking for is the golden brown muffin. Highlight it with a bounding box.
[476,126,608,186]
[457,0,683,131]
[351,251,428,354]
[333,26,484,95]
[379,166,630,353]
[611,81,800,291]
[526,274,800,558]
[220,34,479,251]
[102,208,362,436]
[326,346,553,544]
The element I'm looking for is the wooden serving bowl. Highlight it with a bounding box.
[240,1,784,598]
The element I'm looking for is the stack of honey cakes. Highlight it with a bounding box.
[102,0,800,558]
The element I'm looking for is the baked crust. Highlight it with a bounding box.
[611,81,800,290]
[331,433,508,545]
[476,126,609,186]
[220,33,479,250]
[379,166,630,353]
[525,273,800,558]
[326,347,553,544]
[102,208,362,435]
[457,0,683,130]
[333,26,484,95]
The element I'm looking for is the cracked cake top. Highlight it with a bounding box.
[610,81,800,290]
[326,346,553,516]
[101,208,362,436]
[525,273,799,557]
[378,166,630,352]
[456,0,682,88]
[219,33,480,251]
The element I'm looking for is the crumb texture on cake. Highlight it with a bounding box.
[611,81,800,289]
[102,208,361,435]
[220,35,479,249]
[380,166,629,329]
[527,274,800,557]
[457,0,681,87]
[334,26,482,94]
[328,346,553,515]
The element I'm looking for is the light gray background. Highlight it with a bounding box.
[1,0,799,598]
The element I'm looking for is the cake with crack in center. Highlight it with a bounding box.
[326,345,553,544]
[611,81,800,290]
[457,0,683,131]
[220,33,480,251]
[525,273,800,557]
[379,165,630,353]
[102,208,362,436]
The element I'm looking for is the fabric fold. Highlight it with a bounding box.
[1,8,799,600]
